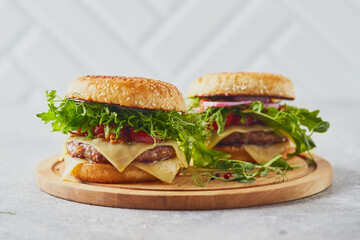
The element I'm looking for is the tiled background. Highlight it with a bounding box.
[1,0,359,106]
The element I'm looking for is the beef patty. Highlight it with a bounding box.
[217,131,287,146]
[66,141,176,164]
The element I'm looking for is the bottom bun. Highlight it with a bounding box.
[72,162,158,183]
[213,145,256,163]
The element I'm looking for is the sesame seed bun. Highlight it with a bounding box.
[188,72,295,100]
[66,75,186,112]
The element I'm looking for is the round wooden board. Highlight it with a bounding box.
[36,155,332,210]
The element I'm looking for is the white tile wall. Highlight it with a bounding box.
[0,0,359,105]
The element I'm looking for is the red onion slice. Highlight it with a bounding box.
[200,101,253,107]
[231,96,272,103]
[200,101,280,109]
[263,102,279,108]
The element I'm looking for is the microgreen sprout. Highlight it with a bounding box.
[193,154,301,187]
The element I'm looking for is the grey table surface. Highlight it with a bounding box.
[1,103,359,240]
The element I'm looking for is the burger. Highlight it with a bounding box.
[37,75,200,184]
[188,72,329,166]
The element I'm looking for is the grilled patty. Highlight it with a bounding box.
[216,131,287,146]
[66,141,176,164]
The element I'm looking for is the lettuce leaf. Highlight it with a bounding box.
[188,97,329,161]
[37,90,221,164]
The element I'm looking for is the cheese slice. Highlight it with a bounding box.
[65,137,188,172]
[207,125,274,148]
[131,158,183,183]
[58,142,68,161]
[243,141,292,164]
[61,154,87,181]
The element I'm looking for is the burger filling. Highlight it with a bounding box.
[60,122,187,183]
[66,124,178,165]
[209,112,289,147]
[66,141,176,164]
[190,97,294,164]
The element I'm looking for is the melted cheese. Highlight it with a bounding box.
[243,141,292,164]
[66,137,187,171]
[62,137,187,183]
[132,158,183,183]
[207,125,293,164]
[207,125,273,148]
[61,154,86,181]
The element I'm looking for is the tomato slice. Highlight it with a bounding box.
[225,113,234,126]
[71,128,88,136]
[119,127,130,138]
[72,125,159,143]
[233,115,257,126]
[212,113,235,130]
[93,125,105,135]
[199,99,209,105]
[94,124,130,137]
[129,128,159,143]
[278,105,286,111]
[212,121,219,130]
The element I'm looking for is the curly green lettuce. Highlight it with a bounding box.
[37,90,228,164]
[188,97,330,166]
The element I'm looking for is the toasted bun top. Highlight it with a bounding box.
[66,75,186,112]
[188,72,295,100]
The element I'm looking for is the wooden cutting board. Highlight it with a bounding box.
[36,154,332,210]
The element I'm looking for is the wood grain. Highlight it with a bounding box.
[36,155,332,210]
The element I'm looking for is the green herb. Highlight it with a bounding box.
[190,140,230,167]
[193,154,301,187]
[185,97,201,111]
[0,211,16,215]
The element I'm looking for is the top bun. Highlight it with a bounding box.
[188,72,295,100]
[66,75,186,112]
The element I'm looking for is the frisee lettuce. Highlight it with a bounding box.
[37,90,227,165]
[247,102,330,158]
